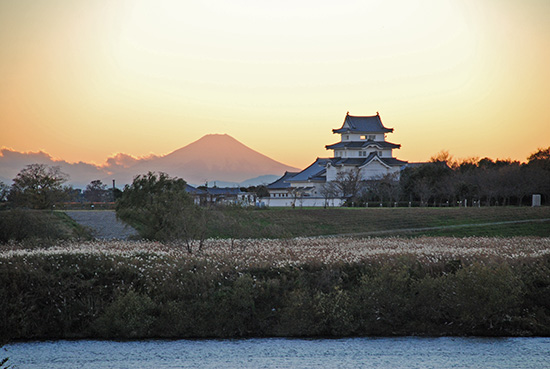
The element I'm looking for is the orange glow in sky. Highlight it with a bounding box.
[1,0,549,168]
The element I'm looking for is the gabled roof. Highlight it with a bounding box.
[309,168,327,182]
[287,158,332,183]
[267,171,299,189]
[361,153,408,168]
[325,140,401,150]
[375,157,408,167]
[333,113,393,134]
[331,153,408,168]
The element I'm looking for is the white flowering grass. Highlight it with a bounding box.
[2,237,549,268]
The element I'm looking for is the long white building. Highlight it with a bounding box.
[264,112,408,207]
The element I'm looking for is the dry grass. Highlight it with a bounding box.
[3,236,549,268]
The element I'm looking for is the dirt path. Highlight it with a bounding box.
[64,210,138,240]
[334,218,550,237]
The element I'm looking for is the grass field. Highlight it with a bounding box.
[212,206,550,238]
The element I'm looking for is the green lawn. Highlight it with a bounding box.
[209,206,550,238]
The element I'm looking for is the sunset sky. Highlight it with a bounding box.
[1,0,549,169]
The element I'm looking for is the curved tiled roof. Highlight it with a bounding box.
[287,158,332,183]
[331,153,407,168]
[333,113,393,134]
[363,155,408,168]
[325,140,401,150]
[266,171,299,189]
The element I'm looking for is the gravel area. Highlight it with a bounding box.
[64,210,138,240]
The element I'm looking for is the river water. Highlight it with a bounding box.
[6,337,550,368]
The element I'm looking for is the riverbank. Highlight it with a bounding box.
[2,237,550,340]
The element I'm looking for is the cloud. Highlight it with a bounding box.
[101,153,159,172]
[102,153,140,172]
[0,148,109,188]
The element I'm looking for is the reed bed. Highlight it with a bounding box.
[2,236,550,339]
[2,236,549,267]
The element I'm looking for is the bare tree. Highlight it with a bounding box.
[319,181,339,208]
[413,178,432,206]
[527,147,550,171]
[334,168,363,205]
[378,173,401,206]
[430,150,457,168]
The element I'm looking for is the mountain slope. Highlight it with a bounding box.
[113,134,299,185]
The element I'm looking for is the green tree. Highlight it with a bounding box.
[116,172,206,252]
[8,164,69,209]
[254,185,270,199]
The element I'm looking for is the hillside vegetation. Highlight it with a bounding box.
[0,209,92,244]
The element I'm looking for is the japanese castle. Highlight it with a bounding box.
[265,112,408,207]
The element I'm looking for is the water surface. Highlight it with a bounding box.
[7,337,550,369]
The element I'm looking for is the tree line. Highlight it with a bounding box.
[0,164,121,209]
[335,147,550,207]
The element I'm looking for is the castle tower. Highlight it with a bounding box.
[326,112,400,159]
[325,113,407,180]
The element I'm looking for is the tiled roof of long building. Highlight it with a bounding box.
[287,158,332,182]
[267,154,408,188]
[266,171,299,189]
